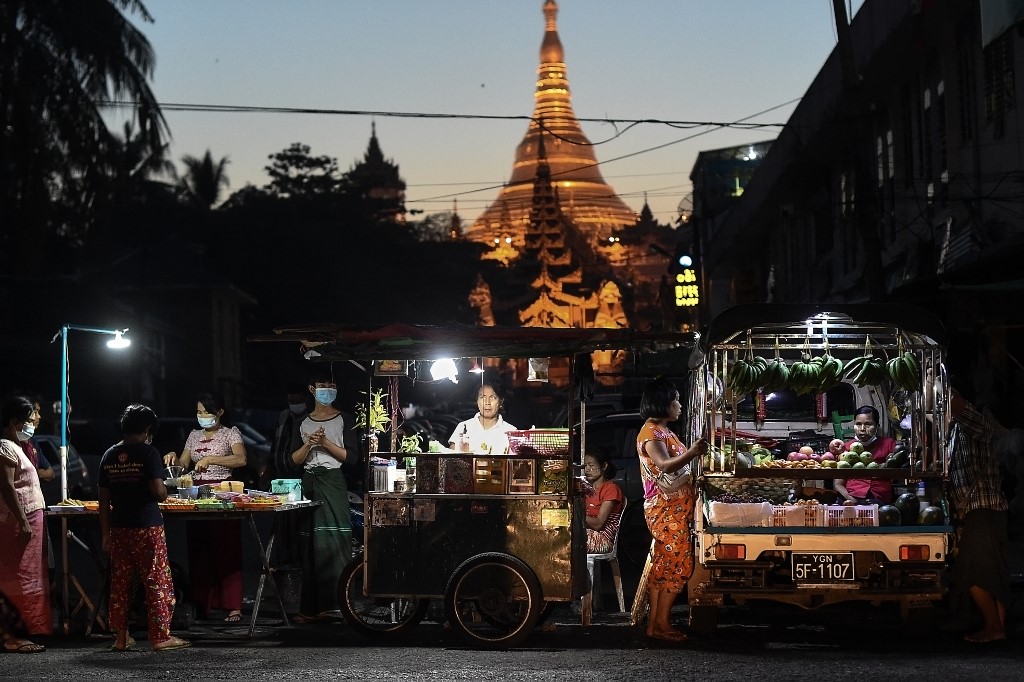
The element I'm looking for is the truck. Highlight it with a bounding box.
[684,303,951,633]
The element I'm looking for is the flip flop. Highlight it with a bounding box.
[964,633,1007,644]
[646,630,688,643]
[153,637,191,652]
[223,611,242,623]
[3,641,45,654]
[110,635,136,651]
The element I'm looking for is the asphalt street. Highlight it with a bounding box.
[3,602,1023,681]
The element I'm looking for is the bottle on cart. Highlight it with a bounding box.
[404,456,417,493]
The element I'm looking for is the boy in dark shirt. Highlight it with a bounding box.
[99,404,189,652]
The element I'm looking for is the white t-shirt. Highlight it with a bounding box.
[448,414,518,454]
[299,413,345,470]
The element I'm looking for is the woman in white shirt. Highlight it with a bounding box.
[290,373,353,622]
[448,381,517,454]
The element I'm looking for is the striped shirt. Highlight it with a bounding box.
[948,400,1007,516]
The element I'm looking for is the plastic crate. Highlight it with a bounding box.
[506,429,570,456]
[783,434,833,455]
[823,504,879,527]
[772,504,825,527]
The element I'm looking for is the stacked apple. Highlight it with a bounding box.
[785,445,830,467]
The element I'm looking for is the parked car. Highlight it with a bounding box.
[31,435,95,505]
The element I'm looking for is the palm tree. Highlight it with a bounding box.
[179,150,230,210]
[0,0,168,268]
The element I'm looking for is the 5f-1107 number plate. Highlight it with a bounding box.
[792,553,854,581]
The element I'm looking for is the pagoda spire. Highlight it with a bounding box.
[471,1,636,248]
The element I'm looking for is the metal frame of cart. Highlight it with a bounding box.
[253,323,695,648]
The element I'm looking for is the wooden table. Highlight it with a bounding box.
[45,501,321,638]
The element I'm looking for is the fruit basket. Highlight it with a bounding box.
[704,477,796,504]
[505,429,570,457]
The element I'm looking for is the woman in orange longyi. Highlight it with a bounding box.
[637,377,707,643]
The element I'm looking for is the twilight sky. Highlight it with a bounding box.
[126,0,865,226]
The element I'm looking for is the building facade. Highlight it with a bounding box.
[701,0,1024,412]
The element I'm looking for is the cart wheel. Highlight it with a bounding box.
[444,552,542,649]
[339,554,428,636]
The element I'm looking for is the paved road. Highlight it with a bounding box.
[4,602,1022,681]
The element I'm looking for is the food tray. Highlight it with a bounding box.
[159,502,196,511]
[506,429,570,457]
[234,501,283,510]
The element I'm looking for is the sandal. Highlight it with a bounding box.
[153,636,191,652]
[110,635,136,651]
[3,640,45,654]
[223,611,242,623]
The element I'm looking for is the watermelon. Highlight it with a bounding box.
[878,505,902,526]
[894,492,921,525]
[918,505,945,525]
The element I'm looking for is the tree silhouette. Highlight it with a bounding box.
[180,150,230,210]
[0,0,168,271]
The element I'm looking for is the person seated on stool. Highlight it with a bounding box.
[583,449,624,554]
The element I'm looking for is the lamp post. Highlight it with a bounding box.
[50,325,130,501]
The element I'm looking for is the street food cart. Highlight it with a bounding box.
[256,323,693,648]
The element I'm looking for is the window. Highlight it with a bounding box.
[984,32,1016,130]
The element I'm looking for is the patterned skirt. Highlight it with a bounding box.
[643,490,695,594]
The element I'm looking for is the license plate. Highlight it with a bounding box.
[792,553,854,582]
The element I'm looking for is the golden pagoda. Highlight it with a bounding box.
[470,1,637,254]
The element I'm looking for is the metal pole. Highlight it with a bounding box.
[60,325,69,503]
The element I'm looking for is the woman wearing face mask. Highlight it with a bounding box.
[163,392,247,622]
[290,372,352,623]
[834,405,897,504]
[0,395,51,652]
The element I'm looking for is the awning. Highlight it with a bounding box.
[249,323,696,362]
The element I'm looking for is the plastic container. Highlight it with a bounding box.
[271,479,303,502]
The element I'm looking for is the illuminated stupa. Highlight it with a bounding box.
[469,1,637,253]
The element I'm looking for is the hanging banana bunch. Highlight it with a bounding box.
[886,335,921,392]
[727,332,767,396]
[761,336,790,393]
[787,339,821,395]
[815,333,844,392]
[843,335,888,387]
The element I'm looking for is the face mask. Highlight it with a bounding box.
[16,423,34,441]
[197,415,217,429]
[314,388,337,406]
[288,403,307,415]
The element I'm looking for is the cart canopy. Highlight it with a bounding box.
[703,304,948,349]
[251,323,696,362]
